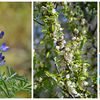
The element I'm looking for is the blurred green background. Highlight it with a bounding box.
[0,2,31,79]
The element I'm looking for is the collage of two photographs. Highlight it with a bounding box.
[0,1,99,99]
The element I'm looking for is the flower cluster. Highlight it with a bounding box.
[0,31,9,66]
[51,3,90,97]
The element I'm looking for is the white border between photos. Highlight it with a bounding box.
[97,1,99,99]
[32,1,33,99]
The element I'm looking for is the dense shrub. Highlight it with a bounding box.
[34,2,97,98]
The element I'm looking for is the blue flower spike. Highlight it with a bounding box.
[0,31,4,39]
[0,43,9,52]
[0,31,9,67]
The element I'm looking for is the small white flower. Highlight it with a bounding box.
[70,11,74,16]
[61,35,64,39]
[61,40,66,46]
[56,46,60,50]
[83,68,87,73]
[60,44,65,49]
[83,30,87,34]
[72,37,77,40]
[83,63,87,66]
[34,84,37,89]
[72,89,78,94]
[66,74,70,79]
[64,53,73,62]
[60,28,63,31]
[67,80,72,86]
[81,18,86,25]
[70,17,73,22]
[65,47,70,51]
[57,24,61,28]
[63,40,66,44]
[53,38,57,42]
[69,53,73,58]
[72,82,76,88]
[75,65,78,68]
[39,77,42,82]
[75,93,80,97]
[74,28,79,34]
[52,9,56,14]
[83,81,88,86]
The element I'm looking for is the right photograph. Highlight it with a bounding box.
[34,2,97,98]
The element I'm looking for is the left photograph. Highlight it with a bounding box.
[0,2,31,98]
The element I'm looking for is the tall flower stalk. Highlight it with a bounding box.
[0,31,9,66]
[0,31,31,98]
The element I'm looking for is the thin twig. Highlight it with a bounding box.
[33,18,44,26]
[55,64,60,74]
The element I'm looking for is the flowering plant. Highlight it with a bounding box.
[0,31,9,66]
[34,2,97,98]
[0,31,31,98]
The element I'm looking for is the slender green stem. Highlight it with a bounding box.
[0,86,9,97]
[2,79,10,97]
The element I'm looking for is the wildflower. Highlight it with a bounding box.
[56,46,60,50]
[67,80,72,86]
[74,28,79,34]
[0,53,5,61]
[66,74,70,78]
[0,31,4,39]
[81,18,86,25]
[0,43,9,52]
[74,65,79,68]
[75,93,80,97]
[83,81,88,86]
[0,53,5,66]
[72,37,77,40]
[83,29,87,34]
[65,47,70,51]
[64,53,73,62]
[52,9,56,14]
[71,88,78,95]
[0,60,5,66]
[0,31,9,66]
[60,28,63,31]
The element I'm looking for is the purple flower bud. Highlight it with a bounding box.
[0,53,5,61]
[0,31,4,39]
[0,43,9,52]
[0,60,5,66]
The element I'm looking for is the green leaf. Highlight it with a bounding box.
[52,25,55,32]
[46,52,50,58]
[45,71,57,82]
[40,41,44,45]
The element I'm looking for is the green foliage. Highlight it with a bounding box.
[0,66,31,98]
[34,2,97,98]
